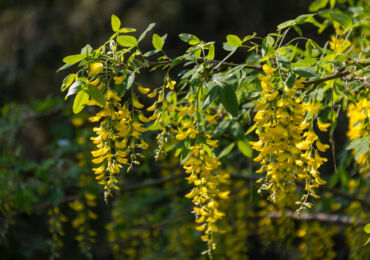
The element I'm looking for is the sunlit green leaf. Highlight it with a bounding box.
[73,90,89,114]
[226,34,242,47]
[218,143,235,159]
[309,0,329,12]
[329,11,352,27]
[111,15,121,32]
[117,35,138,47]
[152,33,163,50]
[237,139,253,158]
[63,54,85,65]
[138,23,155,42]
[61,74,75,92]
[179,33,200,45]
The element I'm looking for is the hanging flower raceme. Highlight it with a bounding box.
[251,64,330,210]
[183,141,229,254]
[347,98,370,177]
[173,91,229,254]
[88,68,151,200]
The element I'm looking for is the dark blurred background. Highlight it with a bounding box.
[0,0,321,105]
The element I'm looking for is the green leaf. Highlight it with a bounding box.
[81,44,93,55]
[293,25,302,36]
[218,143,235,159]
[119,28,136,33]
[85,85,105,106]
[73,90,89,114]
[330,0,336,9]
[277,20,295,30]
[206,43,215,60]
[231,121,244,138]
[203,85,219,108]
[329,11,352,27]
[223,42,237,52]
[347,137,370,160]
[364,237,370,246]
[295,14,316,24]
[237,139,253,158]
[138,23,155,43]
[262,35,275,49]
[152,33,163,50]
[245,124,257,135]
[365,224,370,234]
[66,81,83,99]
[61,74,75,92]
[111,15,121,32]
[179,33,200,45]
[243,33,256,42]
[293,67,318,78]
[218,84,239,117]
[126,73,135,90]
[226,34,242,47]
[117,35,138,47]
[62,54,86,65]
[57,63,74,72]
[286,73,296,88]
[309,0,329,12]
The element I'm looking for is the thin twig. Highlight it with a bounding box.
[268,210,364,225]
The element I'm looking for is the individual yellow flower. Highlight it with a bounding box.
[262,64,276,75]
[138,86,150,94]
[166,80,176,90]
[114,75,125,85]
[133,98,144,109]
[71,118,84,128]
[329,36,351,51]
[88,62,104,77]
[147,89,158,98]
[317,119,331,132]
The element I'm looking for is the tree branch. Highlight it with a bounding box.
[268,210,364,225]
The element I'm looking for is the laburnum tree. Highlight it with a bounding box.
[0,0,369,259]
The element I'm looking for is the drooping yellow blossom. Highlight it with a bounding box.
[329,36,351,52]
[132,97,144,109]
[166,80,176,90]
[89,88,150,200]
[251,69,329,210]
[69,192,98,254]
[347,98,370,176]
[317,119,331,132]
[114,75,125,85]
[262,64,276,75]
[138,86,150,94]
[182,142,229,254]
[147,89,158,98]
[89,77,100,86]
[88,62,104,77]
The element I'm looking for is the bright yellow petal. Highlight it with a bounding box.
[138,86,150,94]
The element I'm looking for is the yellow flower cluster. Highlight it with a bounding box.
[47,207,67,258]
[251,65,329,209]
[347,98,370,176]
[329,36,351,52]
[298,222,338,260]
[221,182,250,260]
[89,86,153,199]
[68,193,98,257]
[183,142,230,254]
